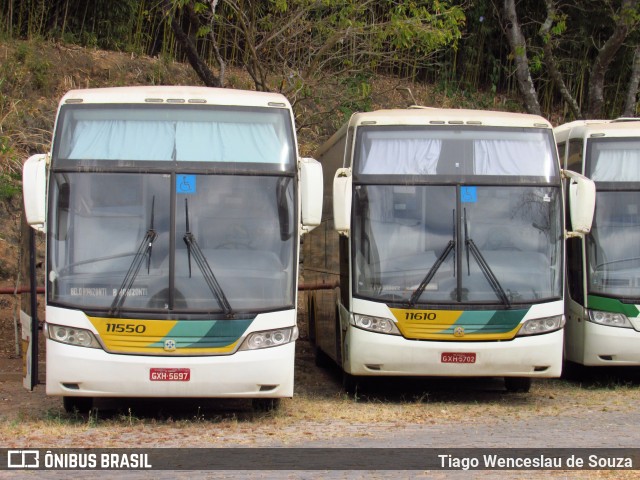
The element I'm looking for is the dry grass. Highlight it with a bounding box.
[2,367,640,448]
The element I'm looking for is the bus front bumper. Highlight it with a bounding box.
[45,339,295,398]
[582,321,640,366]
[344,326,563,377]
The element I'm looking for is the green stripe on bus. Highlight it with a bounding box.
[441,309,527,334]
[587,295,639,317]
[150,319,253,349]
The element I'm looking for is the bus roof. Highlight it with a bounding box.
[318,107,552,158]
[348,107,552,129]
[59,86,292,109]
[554,118,640,143]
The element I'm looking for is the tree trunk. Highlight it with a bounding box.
[587,0,638,118]
[162,0,222,88]
[502,0,541,115]
[540,0,583,120]
[623,45,640,117]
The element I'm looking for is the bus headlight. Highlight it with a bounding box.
[240,326,298,351]
[352,314,401,335]
[46,323,102,348]
[516,315,565,336]
[587,310,633,328]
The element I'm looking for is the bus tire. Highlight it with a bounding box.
[63,396,93,414]
[561,360,585,381]
[504,377,531,393]
[252,398,281,412]
[342,372,361,396]
[314,345,332,369]
[307,295,316,344]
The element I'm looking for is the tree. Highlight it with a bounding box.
[214,0,465,93]
[162,0,224,88]
[156,0,465,134]
[623,45,640,116]
[500,0,640,120]
[586,0,639,117]
[538,0,582,119]
[501,0,541,115]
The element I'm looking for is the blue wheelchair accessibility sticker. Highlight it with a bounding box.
[461,186,477,203]
[177,175,196,194]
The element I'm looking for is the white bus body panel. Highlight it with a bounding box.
[45,306,295,398]
[581,321,640,366]
[345,327,563,377]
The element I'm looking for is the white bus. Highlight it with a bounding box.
[555,119,640,367]
[22,86,322,412]
[303,107,595,393]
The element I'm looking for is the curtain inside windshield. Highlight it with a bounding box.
[48,172,295,313]
[587,191,640,299]
[57,106,292,167]
[588,139,640,181]
[352,185,562,305]
[356,127,557,178]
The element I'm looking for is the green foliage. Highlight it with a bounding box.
[337,73,373,119]
[28,56,50,91]
[550,16,567,37]
[0,135,22,194]
[13,43,30,63]
[0,172,21,201]
[0,0,635,120]
[6,41,51,92]
[529,53,543,75]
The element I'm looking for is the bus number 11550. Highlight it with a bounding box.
[105,323,146,334]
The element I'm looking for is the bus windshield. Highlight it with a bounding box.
[49,172,295,314]
[351,126,562,306]
[352,185,562,305]
[54,104,294,171]
[586,138,640,299]
[48,104,297,315]
[587,138,640,182]
[354,126,558,180]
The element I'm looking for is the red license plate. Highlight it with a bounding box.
[441,352,476,364]
[149,368,191,381]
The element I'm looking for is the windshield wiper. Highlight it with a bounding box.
[110,197,157,315]
[183,198,233,316]
[464,208,511,308]
[409,209,456,307]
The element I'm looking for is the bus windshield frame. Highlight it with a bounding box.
[47,104,298,318]
[350,125,563,308]
[585,136,640,302]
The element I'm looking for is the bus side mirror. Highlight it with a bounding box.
[23,154,48,233]
[333,168,352,236]
[563,169,596,237]
[299,157,323,234]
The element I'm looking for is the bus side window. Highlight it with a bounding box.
[567,139,583,174]
[557,142,566,167]
[55,180,70,241]
[567,237,584,305]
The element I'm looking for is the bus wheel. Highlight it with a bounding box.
[504,377,531,393]
[63,396,93,414]
[342,372,361,396]
[252,398,281,412]
[314,346,332,368]
[307,296,317,344]
[562,360,585,381]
